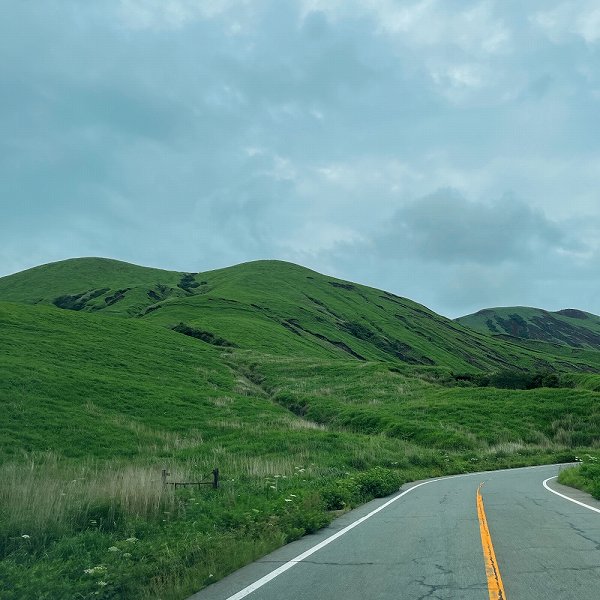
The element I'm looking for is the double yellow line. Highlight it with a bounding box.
[476,483,507,600]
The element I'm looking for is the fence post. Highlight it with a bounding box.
[162,469,170,486]
[212,468,219,489]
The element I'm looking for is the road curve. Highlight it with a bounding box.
[189,465,600,600]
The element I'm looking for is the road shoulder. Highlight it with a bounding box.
[544,476,600,512]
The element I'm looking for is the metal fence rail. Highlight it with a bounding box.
[162,468,219,489]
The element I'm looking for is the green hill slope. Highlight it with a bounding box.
[456,306,600,349]
[2,258,599,373]
[0,300,280,458]
[0,257,186,316]
[0,300,419,597]
[2,258,600,599]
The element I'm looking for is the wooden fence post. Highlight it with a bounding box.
[212,468,219,489]
[162,469,170,486]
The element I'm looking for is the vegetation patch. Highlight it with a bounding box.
[177,273,200,293]
[53,288,110,311]
[450,369,571,390]
[105,289,131,307]
[328,281,355,291]
[147,284,175,303]
[557,455,600,499]
[338,320,433,365]
[172,322,237,347]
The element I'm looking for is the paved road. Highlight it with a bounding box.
[190,465,600,600]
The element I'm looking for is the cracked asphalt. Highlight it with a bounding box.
[188,465,600,600]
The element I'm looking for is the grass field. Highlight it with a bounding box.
[1,259,599,598]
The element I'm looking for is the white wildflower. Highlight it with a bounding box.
[21,534,30,539]
[84,566,107,575]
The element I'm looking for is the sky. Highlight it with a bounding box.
[2,0,600,318]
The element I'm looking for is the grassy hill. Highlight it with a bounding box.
[2,258,600,373]
[1,258,600,598]
[456,306,600,349]
[0,257,185,317]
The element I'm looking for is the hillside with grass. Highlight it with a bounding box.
[2,258,600,373]
[456,306,600,349]
[1,258,600,599]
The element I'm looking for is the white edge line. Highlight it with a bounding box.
[543,476,600,514]
[224,479,436,600]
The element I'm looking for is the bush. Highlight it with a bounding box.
[284,509,330,537]
[321,483,354,511]
[320,468,404,511]
[354,467,403,499]
[466,370,571,390]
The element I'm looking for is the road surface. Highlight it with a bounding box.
[189,464,600,600]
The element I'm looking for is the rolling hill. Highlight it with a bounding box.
[456,306,600,350]
[2,258,600,373]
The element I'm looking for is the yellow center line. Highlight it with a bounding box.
[476,483,507,600]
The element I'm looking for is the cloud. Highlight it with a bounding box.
[302,0,511,54]
[116,0,252,30]
[299,0,513,105]
[376,190,570,265]
[532,2,600,45]
[2,0,600,320]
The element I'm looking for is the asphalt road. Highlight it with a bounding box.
[189,465,600,600]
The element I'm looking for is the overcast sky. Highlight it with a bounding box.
[2,1,600,317]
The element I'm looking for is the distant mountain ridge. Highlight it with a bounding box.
[1,257,600,373]
[456,306,600,350]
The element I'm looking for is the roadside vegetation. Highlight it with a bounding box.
[557,455,600,500]
[1,259,600,598]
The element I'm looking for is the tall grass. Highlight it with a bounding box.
[0,456,176,546]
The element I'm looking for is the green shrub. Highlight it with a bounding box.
[354,467,403,499]
[320,483,354,510]
[469,370,571,390]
